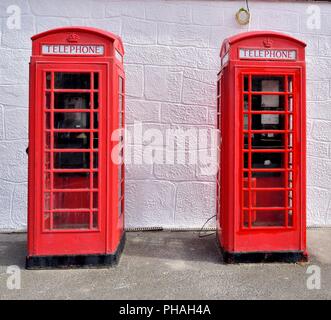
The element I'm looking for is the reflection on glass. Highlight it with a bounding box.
[54,73,90,89]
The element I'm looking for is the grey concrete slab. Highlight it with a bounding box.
[0,229,330,299]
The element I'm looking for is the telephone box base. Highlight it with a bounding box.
[220,247,308,264]
[26,233,126,269]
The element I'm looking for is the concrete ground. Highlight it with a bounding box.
[0,229,330,300]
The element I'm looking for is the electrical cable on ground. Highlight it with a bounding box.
[198,214,216,238]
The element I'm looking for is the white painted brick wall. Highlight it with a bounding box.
[0,0,331,231]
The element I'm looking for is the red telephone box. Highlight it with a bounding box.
[26,27,125,268]
[217,31,307,263]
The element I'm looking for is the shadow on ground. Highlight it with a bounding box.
[0,234,26,268]
[124,231,222,264]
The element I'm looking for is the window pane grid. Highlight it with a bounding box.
[43,71,100,231]
[241,74,295,229]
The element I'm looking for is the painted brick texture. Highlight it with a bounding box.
[0,0,331,230]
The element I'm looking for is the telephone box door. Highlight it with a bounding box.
[236,67,303,251]
[33,63,107,255]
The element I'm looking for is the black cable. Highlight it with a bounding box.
[246,0,250,12]
[198,214,216,238]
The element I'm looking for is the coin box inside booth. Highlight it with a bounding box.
[26,27,125,269]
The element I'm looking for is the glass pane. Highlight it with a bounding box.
[45,132,51,149]
[46,72,51,89]
[244,152,248,169]
[244,76,249,92]
[93,192,98,209]
[45,112,51,129]
[44,192,51,210]
[44,172,51,189]
[45,152,51,168]
[288,210,293,227]
[119,77,123,94]
[251,133,285,149]
[44,212,51,230]
[54,152,90,169]
[93,152,98,168]
[54,92,90,109]
[93,132,98,149]
[53,192,90,209]
[251,76,284,92]
[94,112,99,129]
[288,95,293,112]
[251,152,284,169]
[93,93,99,109]
[53,212,90,230]
[119,197,124,217]
[243,210,249,227]
[54,132,90,149]
[94,73,99,89]
[54,73,90,89]
[254,190,285,207]
[119,110,122,128]
[119,94,123,113]
[93,172,98,188]
[53,172,90,189]
[288,76,293,93]
[243,94,248,111]
[54,112,90,129]
[243,114,249,130]
[252,114,285,130]
[252,210,285,227]
[252,94,285,111]
[45,92,51,109]
[93,212,98,228]
[288,152,293,169]
[251,171,286,188]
